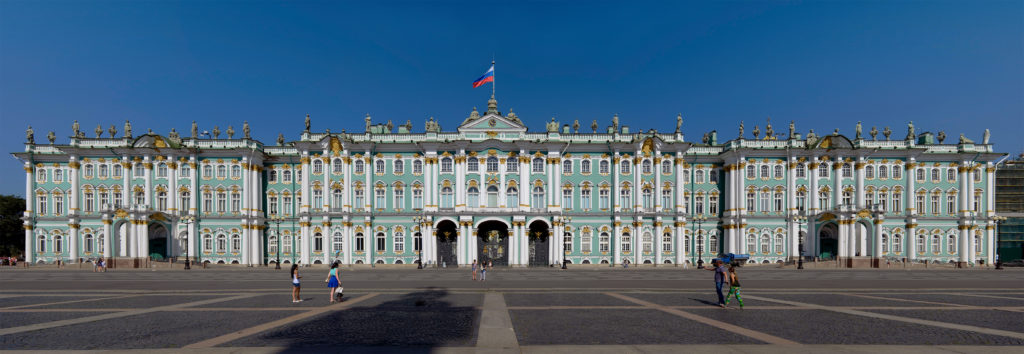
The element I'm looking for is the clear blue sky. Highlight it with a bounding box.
[2,1,1022,196]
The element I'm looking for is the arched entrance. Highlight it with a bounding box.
[528,220,550,267]
[477,220,509,266]
[435,220,458,267]
[819,223,838,260]
[148,223,169,260]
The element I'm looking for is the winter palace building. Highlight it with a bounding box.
[14,96,1006,268]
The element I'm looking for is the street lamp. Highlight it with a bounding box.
[994,215,1007,270]
[694,214,707,269]
[413,215,424,269]
[794,211,807,270]
[180,214,195,270]
[270,214,285,270]
[562,216,572,269]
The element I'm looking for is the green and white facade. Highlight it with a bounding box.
[13,98,1006,267]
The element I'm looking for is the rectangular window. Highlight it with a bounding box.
[599,189,610,209]
[709,195,718,215]
[916,195,925,213]
[38,195,47,214]
[413,188,423,209]
[394,233,404,252]
[394,188,405,210]
[562,188,572,209]
[506,159,517,172]
[231,193,241,213]
[376,234,386,252]
[581,188,591,209]
[931,195,940,215]
[217,192,226,213]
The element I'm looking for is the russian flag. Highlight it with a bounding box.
[472,65,494,88]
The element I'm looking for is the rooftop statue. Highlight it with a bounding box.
[243,121,251,139]
[806,129,817,146]
[573,119,580,133]
[124,120,132,139]
[277,133,285,146]
[192,121,198,138]
[365,114,372,131]
[168,128,179,140]
[386,120,393,133]
[305,114,311,132]
[26,125,33,143]
[855,121,862,140]
[959,133,974,144]
[738,121,744,138]
[547,117,558,133]
[591,120,598,133]
[906,121,915,140]
[983,129,990,144]
[72,120,80,138]
[612,114,619,129]
[109,124,117,138]
[765,118,774,140]
[937,131,946,144]
[788,120,795,139]
[870,126,878,140]
[676,114,683,133]
[752,125,760,139]
[212,126,220,139]
[883,126,892,140]
[95,124,103,138]
[47,131,55,144]
[226,125,235,139]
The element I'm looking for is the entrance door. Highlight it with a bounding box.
[435,220,458,267]
[477,221,509,266]
[528,222,549,267]
[819,223,838,260]
[148,223,169,260]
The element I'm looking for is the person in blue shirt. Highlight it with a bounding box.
[704,259,728,308]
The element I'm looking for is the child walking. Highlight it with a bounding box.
[291,264,303,303]
[326,262,341,304]
[724,265,743,309]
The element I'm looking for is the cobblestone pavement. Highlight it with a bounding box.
[1,267,1023,353]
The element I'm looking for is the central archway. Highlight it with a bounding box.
[148,223,169,260]
[528,220,550,267]
[819,223,838,260]
[476,220,509,266]
[435,220,458,267]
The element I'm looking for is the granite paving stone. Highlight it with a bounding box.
[509,309,764,345]
[31,295,226,309]
[863,309,1024,333]
[751,293,942,307]
[504,292,633,307]
[0,311,113,329]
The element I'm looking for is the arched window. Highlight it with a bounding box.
[878,165,888,179]
[620,160,631,174]
[642,188,653,210]
[467,157,479,171]
[893,165,902,179]
[662,188,673,211]
[413,186,423,209]
[746,235,756,254]
[157,163,168,178]
[394,160,404,174]
[696,234,705,254]
[216,234,227,253]
[467,187,480,208]
[355,233,365,252]
[311,232,322,252]
[773,192,783,212]
[333,231,343,253]
[375,185,386,208]
[507,187,518,207]
[375,160,385,174]
[394,231,405,252]
[376,232,386,252]
[599,232,610,252]
[180,192,191,211]
[642,232,653,253]
[974,234,981,255]
[662,160,672,174]
[312,159,323,174]
[353,188,364,209]
[684,234,691,254]
[532,186,544,209]
[564,232,573,252]
[774,234,783,254]
[662,232,672,252]
[760,191,770,213]
[621,232,632,253]
[506,158,517,172]
[441,157,453,173]
[414,232,423,252]
[746,165,756,179]
[487,157,499,172]
[54,235,64,254]
[282,169,292,182]
[393,186,405,209]
[620,188,632,208]
[893,234,902,253]
[84,234,94,253]
[563,159,573,174]
[818,163,829,177]
[947,234,957,254]
[761,235,771,254]
[37,235,46,253]
[441,186,453,208]
[332,189,343,208]
[231,234,241,253]
[269,235,279,255]
[217,165,227,179]
[760,165,769,178]
[283,235,293,254]
[916,235,925,254]
[533,158,545,172]
[866,165,875,179]
[487,185,498,208]
[332,159,343,174]
[881,234,889,254]
[354,160,365,174]
[774,165,784,179]
[842,163,852,178]
[642,160,652,174]
[582,229,593,252]
[203,234,213,252]
[696,170,705,183]
[599,160,609,174]
[599,187,610,209]
[579,159,591,174]
[796,163,806,178]
[413,160,423,174]
[930,235,940,254]
[709,234,719,254]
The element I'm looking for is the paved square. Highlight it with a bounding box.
[1,267,1023,353]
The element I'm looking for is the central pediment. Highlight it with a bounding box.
[457,95,527,134]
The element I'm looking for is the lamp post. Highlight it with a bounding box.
[413,216,424,269]
[562,216,571,269]
[994,215,1007,270]
[695,214,707,269]
[794,212,807,270]
[270,214,284,270]
[180,214,195,270]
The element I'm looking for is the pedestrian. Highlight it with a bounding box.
[471,259,478,281]
[325,261,341,304]
[724,265,743,309]
[291,264,303,303]
[480,260,487,282]
[704,259,728,308]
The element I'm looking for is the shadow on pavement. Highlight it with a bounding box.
[238,287,480,352]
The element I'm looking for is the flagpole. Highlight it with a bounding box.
[491,59,496,98]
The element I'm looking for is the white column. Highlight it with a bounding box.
[675,222,684,265]
[509,222,519,265]
[613,223,622,265]
[69,156,80,216]
[874,219,884,259]
[69,223,79,263]
[122,160,131,208]
[906,225,916,262]
[25,164,35,263]
[856,157,865,208]
[143,156,152,208]
[170,161,179,213]
[519,154,528,212]
[102,219,112,260]
[655,221,663,265]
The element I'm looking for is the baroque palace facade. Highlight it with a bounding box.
[14,97,1005,267]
